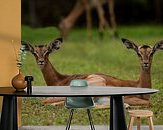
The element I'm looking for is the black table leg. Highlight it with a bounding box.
[0,96,18,130]
[110,96,127,130]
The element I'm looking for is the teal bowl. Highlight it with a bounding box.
[70,80,88,87]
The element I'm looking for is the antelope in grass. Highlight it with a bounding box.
[121,38,163,103]
[22,38,163,106]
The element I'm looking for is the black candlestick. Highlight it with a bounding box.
[25,76,34,94]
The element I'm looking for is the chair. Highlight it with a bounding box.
[128,110,154,130]
[65,80,95,130]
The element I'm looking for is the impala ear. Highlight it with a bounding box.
[48,38,63,52]
[21,41,34,53]
[121,38,138,53]
[152,40,163,54]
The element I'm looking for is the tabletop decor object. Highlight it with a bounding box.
[25,75,34,94]
[11,72,27,91]
[11,41,27,91]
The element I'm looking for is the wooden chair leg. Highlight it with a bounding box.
[136,117,141,130]
[128,116,134,130]
[148,117,154,130]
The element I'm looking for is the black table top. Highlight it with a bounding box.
[0,86,159,97]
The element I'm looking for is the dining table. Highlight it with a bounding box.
[0,85,158,130]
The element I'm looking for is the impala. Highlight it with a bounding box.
[22,38,163,106]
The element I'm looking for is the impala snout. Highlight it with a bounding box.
[143,62,149,68]
[38,60,45,65]
[37,57,46,68]
[141,58,151,69]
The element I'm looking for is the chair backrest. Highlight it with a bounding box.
[65,80,94,108]
[70,79,88,87]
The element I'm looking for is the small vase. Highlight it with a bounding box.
[12,71,27,91]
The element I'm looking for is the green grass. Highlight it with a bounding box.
[21,25,163,125]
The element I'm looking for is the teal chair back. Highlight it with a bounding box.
[65,80,94,109]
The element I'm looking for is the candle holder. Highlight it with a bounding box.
[25,76,34,94]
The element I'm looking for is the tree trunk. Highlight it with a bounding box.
[154,0,162,23]
[28,0,39,27]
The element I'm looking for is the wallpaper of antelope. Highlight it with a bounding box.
[22,38,163,106]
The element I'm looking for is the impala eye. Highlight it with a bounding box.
[33,52,36,55]
[33,51,38,57]
[137,53,141,57]
[150,51,154,56]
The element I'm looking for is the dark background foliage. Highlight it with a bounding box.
[22,0,163,28]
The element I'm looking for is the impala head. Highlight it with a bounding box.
[121,38,163,70]
[22,38,63,69]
